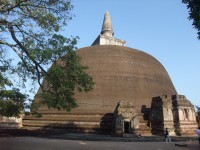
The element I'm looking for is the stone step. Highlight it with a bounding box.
[25,113,109,118]
[32,110,114,115]
[22,126,112,134]
[22,122,112,134]
[0,122,22,129]
[122,134,137,138]
[24,116,103,122]
[24,113,113,121]
[22,126,44,130]
[23,120,100,127]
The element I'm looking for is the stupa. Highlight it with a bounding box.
[23,11,197,136]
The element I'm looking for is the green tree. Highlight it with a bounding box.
[0,88,30,117]
[0,0,95,115]
[182,0,200,39]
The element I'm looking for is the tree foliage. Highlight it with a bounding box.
[0,0,95,115]
[182,0,200,39]
[0,88,30,117]
[41,48,95,111]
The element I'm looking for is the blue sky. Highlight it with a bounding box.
[62,0,200,106]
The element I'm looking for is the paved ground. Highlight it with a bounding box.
[0,136,199,150]
[0,130,199,150]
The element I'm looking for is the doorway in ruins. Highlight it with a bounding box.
[114,101,139,136]
[124,121,131,133]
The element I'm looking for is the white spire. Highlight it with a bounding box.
[101,11,114,37]
[91,11,126,46]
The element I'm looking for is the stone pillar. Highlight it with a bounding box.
[150,95,175,135]
[131,116,139,135]
[114,115,123,136]
[150,97,164,135]
[162,96,176,136]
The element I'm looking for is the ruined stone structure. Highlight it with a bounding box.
[172,95,197,135]
[151,95,197,136]
[113,101,139,136]
[23,11,198,136]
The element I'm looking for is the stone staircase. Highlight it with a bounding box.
[137,115,152,135]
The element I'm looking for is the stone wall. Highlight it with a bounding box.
[0,114,23,129]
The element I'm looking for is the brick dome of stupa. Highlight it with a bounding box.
[74,45,177,113]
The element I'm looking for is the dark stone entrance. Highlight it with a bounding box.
[124,121,130,133]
